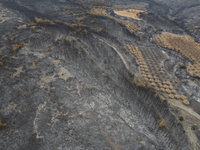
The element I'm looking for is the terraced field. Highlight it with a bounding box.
[154,32,200,78]
[90,8,141,34]
[127,44,190,105]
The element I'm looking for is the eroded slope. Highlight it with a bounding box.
[1,0,200,150]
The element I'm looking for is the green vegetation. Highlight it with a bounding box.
[179,116,184,121]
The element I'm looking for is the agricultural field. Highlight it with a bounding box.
[89,8,141,34]
[114,9,145,20]
[127,44,189,104]
[154,32,200,78]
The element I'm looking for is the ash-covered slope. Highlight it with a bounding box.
[1,0,200,150]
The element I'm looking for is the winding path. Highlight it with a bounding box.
[92,34,133,75]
